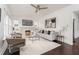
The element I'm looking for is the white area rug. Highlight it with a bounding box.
[20,38,61,55]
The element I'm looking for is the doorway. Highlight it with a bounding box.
[73,12,79,43]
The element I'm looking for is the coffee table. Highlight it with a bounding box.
[29,34,40,42]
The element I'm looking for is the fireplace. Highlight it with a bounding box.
[25,30,31,36]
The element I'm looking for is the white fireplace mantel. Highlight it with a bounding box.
[20,26,35,38]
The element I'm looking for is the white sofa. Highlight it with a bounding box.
[37,30,57,41]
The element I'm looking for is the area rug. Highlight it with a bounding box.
[20,38,61,55]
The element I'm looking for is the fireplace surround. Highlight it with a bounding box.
[25,30,31,36]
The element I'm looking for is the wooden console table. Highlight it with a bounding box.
[6,38,25,54]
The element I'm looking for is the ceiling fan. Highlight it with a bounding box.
[31,4,48,13]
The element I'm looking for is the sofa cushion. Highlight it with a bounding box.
[48,31,51,35]
[42,30,44,33]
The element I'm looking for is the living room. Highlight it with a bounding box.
[1,4,79,55]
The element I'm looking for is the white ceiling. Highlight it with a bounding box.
[7,4,70,19]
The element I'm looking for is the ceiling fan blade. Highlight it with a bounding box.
[35,9,38,13]
[40,7,48,9]
[31,4,37,8]
[37,5,40,8]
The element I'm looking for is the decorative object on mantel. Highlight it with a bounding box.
[45,17,56,28]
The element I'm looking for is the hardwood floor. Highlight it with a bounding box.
[4,38,79,55]
[42,38,79,55]
[11,51,20,55]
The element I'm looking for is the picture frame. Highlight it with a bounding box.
[45,17,56,28]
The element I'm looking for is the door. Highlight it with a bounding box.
[73,19,75,43]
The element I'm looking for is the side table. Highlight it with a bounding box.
[56,35,64,44]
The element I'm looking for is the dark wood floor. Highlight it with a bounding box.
[42,38,79,55]
[4,38,79,55]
